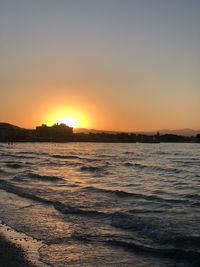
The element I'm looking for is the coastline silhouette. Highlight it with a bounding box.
[0,122,199,143]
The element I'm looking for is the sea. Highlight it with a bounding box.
[0,142,199,267]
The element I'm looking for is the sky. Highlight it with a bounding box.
[0,0,199,131]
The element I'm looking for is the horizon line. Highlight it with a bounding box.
[1,121,200,134]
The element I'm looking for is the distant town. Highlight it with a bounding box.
[0,122,200,143]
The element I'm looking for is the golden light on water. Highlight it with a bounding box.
[45,107,89,128]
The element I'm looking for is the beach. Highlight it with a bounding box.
[0,231,35,267]
[0,220,49,267]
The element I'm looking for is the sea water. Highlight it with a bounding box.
[0,142,199,266]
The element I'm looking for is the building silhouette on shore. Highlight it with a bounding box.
[0,122,73,142]
[36,123,73,140]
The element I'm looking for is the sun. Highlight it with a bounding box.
[45,107,89,129]
[57,117,79,128]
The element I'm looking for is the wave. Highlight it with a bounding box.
[27,172,62,181]
[0,180,106,217]
[18,151,48,156]
[43,159,81,168]
[182,194,200,201]
[124,151,135,155]
[80,165,107,174]
[128,208,165,214]
[191,202,200,207]
[174,160,200,165]
[111,211,177,235]
[0,179,52,204]
[105,239,200,265]
[165,235,200,247]
[0,168,6,173]
[53,201,106,216]
[154,151,169,155]
[0,153,36,159]
[111,212,145,231]
[97,154,115,158]
[123,162,134,167]
[52,154,81,159]
[13,172,62,182]
[5,163,23,169]
[111,212,200,250]
[83,186,186,204]
[123,162,152,169]
[123,162,183,174]
[64,230,200,265]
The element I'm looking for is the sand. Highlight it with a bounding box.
[0,221,50,267]
[0,234,36,267]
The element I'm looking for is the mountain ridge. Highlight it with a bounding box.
[74,127,200,136]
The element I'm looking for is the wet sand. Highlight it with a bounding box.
[0,221,50,267]
[0,234,36,267]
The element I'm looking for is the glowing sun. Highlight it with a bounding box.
[45,107,89,129]
[57,117,79,128]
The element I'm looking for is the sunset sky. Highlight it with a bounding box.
[0,0,199,131]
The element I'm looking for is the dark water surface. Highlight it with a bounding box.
[0,143,199,266]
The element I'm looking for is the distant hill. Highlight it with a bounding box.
[159,128,200,136]
[74,127,200,136]
[0,122,22,130]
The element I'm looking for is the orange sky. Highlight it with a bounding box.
[0,1,200,131]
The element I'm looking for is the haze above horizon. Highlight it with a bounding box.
[0,0,199,131]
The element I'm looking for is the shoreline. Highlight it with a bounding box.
[0,234,36,267]
[0,222,49,267]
